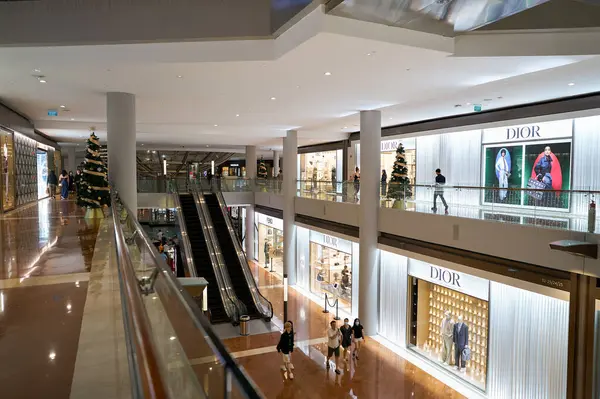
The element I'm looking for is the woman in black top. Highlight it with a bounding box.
[339,318,353,363]
[276,321,295,379]
[352,318,365,359]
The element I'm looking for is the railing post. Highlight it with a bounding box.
[322,294,329,314]
[333,299,340,321]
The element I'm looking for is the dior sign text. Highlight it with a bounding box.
[431,266,461,288]
[482,119,573,144]
[408,260,490,301]
[506,125,540,140]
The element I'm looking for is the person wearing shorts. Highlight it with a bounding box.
[339,318,353,364]
[352,318,365,360]
[276,321,295,380]
[326,320,342,375]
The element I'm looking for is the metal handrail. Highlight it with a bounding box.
[191,190,245,323]
[172,193,197,278]
[214,190,274,320]
[296,179,600,194]
[111,195,170,399]
[112,190,265,399]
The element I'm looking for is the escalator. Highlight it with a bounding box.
[178,193,229,323]
[203,194,262,319]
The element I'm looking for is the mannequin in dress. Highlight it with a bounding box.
[453,315,469,372]
[440,310,454,365]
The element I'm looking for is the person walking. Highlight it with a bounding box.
[59,170,69,200]
[353,167,361,202]
[432,168,449,214]
[47,170,58,199]
[339,318,353,365]
[351,318,365,360]
[276,321,295,380]
[326,320,342,374]
[68,171,75,193]
[74,169,82,197]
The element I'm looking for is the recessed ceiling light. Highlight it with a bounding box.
[270,97,276,100]
[39,78,47,83]
[296,85,301,89]
[389,117,393,120]
[70,118,74,121]
[235,114,240,117]
[367,53,372,56]
[466,102,471,105]
[342,126,347,129]
[152,150,156,154]
[147,150,150,153]
[568,82,575,86]
[206,145,210,147]
[324,72,332,76]
[60,105,66,108]
[214,124,218,127]
[177,75,183,78]
[34,69,41,73]
[141,143,144,146]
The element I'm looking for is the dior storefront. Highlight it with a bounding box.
[379,248,570,398]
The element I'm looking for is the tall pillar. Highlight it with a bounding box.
[107,92,137,213]
[273,150,280,177]
[283,130,297,285]
[567,273,596,399]
[66,147,76,173]
[245,146,257,258]
[358,110,381,336]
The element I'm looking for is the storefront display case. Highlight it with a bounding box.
[256,212,284,275]
[0,127,15,212]
[299,150,343,194]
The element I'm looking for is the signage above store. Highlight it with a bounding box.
[309,231,353,254]
[381,139,400,152]
[482,119,572,144]
[408,260,490,301]
[256,212,283,231]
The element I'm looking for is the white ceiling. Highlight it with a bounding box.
[0,9,598,151]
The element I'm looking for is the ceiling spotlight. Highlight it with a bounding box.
[34,68,41,73]
[70,118,75,121]
[214,124,218,127]
[39,78,47,83]
[235,114,240,117]
[147,150,150,153]
[141,143,144,146]
[60,105,66,108]
[342,126,347,129]
[152,150,156,154]
[367,53,372,56]
[206,145,210,147]
[568,82,575,86]
[177,75,183,78]
[324,72,332,76]
[270,97,276,100]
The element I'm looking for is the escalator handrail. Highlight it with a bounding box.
[172,193,198,278]
[190,191,246,323]
[111,189,264,399]
[214,190,274,320]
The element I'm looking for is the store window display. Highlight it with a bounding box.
[309,232,353,313]
[380,138,416,185]
[299,150,343,195]
[256,213,284,275]
[0,128,15,211]
[408,264,489,390]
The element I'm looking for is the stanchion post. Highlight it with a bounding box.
[333,299,341,321]
[322,294,329,314]
[270,257,274,273]
[283,273,288,323]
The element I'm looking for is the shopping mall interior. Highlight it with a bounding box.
[1,1,600,398]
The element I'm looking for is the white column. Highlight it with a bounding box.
[273,150,280,177]
[107,92,137,213]
[245,146,257,258]
[358,110,381,336]
[283,130,297,285]
[66,147,76,173]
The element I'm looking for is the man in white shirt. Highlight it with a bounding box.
[326,320,342,375]
[496,149,511,201]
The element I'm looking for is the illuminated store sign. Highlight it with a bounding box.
[309,231,353,254]
[482,119,572,144]
[256,213,283,231]
[408,261,489,301]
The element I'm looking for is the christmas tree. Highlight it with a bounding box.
[79,132,110,211]
[258,157,268,179]
[387,143,412,205]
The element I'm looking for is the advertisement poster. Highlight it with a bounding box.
[523,141,571,209]
[483,145,523,205]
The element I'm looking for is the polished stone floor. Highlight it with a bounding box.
[0,199,100,399]
[208,262,465,399]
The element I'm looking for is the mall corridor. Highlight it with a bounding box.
[0,199,129,399]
